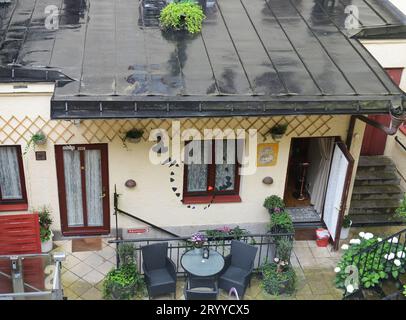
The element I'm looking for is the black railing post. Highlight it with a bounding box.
[114,185,120,269]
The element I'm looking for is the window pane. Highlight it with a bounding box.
[215,140,236,191]
[63,150,84,227]
[185,140,208,192]
[0,147,23,200]
[85,150,103,227]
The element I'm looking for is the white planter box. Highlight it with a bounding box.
[41,231,54,253]
[340,227,351,240]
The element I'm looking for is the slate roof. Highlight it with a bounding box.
[0,0,405,118]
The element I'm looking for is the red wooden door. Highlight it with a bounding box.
[360,68,404,156]
[55,144,110,236]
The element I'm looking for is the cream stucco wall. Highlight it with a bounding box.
[362,40,406,189]
[0,84,364,237]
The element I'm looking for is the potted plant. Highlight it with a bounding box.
[123,128,144,144]
[38,207,53,253]
[261,261,296,295]
[263,195,285,214]
[24,131,47,155]
[189,232,207,253]
[159,1,206,34]
[340,216,352,240]
[269,123,288,141]
[268,210,294,234]
[103,243,146,300]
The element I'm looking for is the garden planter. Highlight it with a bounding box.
[261,264,296,296]
[109,284,135,300]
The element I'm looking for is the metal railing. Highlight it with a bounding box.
[0,252,65,300]
[348,228,406,298]
[108,232,294,275]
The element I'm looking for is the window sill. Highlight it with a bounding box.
[0,203,29,212]
[182,195,242,205]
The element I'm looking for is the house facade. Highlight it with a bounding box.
[0,0,405,249]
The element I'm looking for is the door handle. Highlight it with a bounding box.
[100,193,106,199]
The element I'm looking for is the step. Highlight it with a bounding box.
[350,207,398,215]
[349,214,405,225]
[355,170,400,182]
[354,178,401,186]
[351,192,404,201]
[352,185,404,195]
[350,199,402,209]
[358,156,395,168]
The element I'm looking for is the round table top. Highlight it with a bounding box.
[181,249,225,277]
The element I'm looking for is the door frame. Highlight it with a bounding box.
[55,143,110,236]
[323,140,354,250]
[283,135,340,212]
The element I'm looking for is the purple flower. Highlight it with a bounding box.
[191,232,206,243]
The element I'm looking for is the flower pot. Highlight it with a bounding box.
[126,137,142,144]
[340,227,351,240]
[41,231,53,253]
[35,137,47,145]
[41,239,53,253]
[271,133,284,141]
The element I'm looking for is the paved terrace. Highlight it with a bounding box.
[53,239,344,300]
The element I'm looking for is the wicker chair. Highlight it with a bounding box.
[141,242,177,299]
[218,240,258,299]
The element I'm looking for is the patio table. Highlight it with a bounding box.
[181,249,225,279]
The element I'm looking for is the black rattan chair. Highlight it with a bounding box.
[218,240,258,299]
[141,242,177,299]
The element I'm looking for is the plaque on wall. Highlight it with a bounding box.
[35,151,47,161]
[257,143,279,167]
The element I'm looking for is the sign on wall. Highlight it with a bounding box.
[257,143,279,167]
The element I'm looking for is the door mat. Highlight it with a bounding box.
[72,238,102,252]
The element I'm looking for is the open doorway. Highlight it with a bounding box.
[284,137,336,224]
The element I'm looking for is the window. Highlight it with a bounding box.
[0,146,27,209]
[183,140,241,204]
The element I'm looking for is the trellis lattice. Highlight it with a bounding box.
[0,116,75,144]
[79,115,333,143]
[0,115,334,145]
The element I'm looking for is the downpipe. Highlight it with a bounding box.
[346,105,406,150]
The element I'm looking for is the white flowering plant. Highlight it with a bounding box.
[335,232,406,293]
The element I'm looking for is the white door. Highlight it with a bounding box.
[323,141,354,249]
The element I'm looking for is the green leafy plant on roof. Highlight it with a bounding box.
[160,0,206,34]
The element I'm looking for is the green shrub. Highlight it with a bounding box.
[395,193,406,221]
[269,210,294,233]
[335,233,406,293]
[342,216,352,228]
[102,262,145,300]
[261,262,296,295]
[263,195,285,213]
[276,237,293,262]
[403,285,406,297]
[118,243,137,266]
[160,1,205,34]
